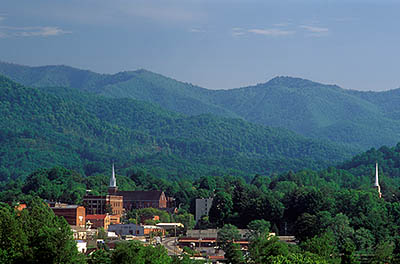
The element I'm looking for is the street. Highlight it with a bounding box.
[161,237,181,256]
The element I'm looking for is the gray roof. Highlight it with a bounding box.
[117,190,164,201]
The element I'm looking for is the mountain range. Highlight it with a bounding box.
[0,73,352,180]
[1,61,399,150]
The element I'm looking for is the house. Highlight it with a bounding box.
[51,205,86,228]
[71,226,88,240]
[108,223,145,236]
[107,223,165,237]
[76,240,87,253]
[86,214,111,230]
[143,225,165,236]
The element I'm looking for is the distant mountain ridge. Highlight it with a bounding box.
[0,75,354,180]
[0,62,237,118]
[1,61,399,150]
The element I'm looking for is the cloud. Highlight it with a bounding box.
[248,28,294,36]
[299,25,329,37]
[232,31,245,37]
[189,28,205,33]
[16,27,71,37]
[0,26,71,38]
[300,25,329,33]
[231,27,245,37]
[231,27,294,37]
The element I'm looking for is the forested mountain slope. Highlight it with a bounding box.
[0,76,354,181]
[346,88,400,121]
[0,62,236,118]
[1,61,400,149]
[210,77,400,148]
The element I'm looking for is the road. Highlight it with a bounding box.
[161,237,181,256]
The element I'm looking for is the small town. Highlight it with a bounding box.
[9,165,296,263]
[2,1,400,263]
[4,163,384,264]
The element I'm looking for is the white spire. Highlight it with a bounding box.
[374,163,379,187]
[374,163,382,198]
[110,163,116,188]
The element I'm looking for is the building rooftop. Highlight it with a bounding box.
[51,205,81,209]
[142,225,163,229]
[86,214,108,220]
[117,190,164,200]
[156,223,184,228]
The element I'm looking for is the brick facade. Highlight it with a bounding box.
[51,205,86,227]
[116,190,168,211]
[83,194,122,225]
[86,214,111,230]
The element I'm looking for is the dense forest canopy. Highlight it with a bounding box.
[2,142,400,262]
[1,61,400,150]
[0,75,354,181]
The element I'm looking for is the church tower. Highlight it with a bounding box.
[374,163,382,198]
[108,163,118,194]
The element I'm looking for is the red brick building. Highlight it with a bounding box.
[83,195,123,215]
[51,205,86,228]
[83,194,122,225]
[106,164,175,211]
[116,190,168,211]
[86,214,111,230]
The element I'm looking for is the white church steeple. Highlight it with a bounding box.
[110,163,116,187]
[108,163,118,194]
[374,163,382,198]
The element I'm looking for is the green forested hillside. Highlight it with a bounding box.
[0,62,236,118]
[1,62,400,150]
[209,77,400,148]
[0,75,354,181]
[346,88,400,121]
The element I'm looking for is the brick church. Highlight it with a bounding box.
[107,164,175,211]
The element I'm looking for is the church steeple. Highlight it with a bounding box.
[110,163,116,187]
[108,163,118,194]
[374,163,382,198]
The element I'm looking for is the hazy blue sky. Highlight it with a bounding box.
[1,0,400,91]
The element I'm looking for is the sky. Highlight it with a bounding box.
[1,0,400,91]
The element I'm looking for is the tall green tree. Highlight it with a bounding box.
[209,191,233,227]
[0,203,28,264]
[0,199,85,264]
[217,224,241,251]
[111,241,171,264]
[88,249,112,264]
[246,219,271,240]
[20,198,85,264]
[224,243,245,264]
[248,236,289,263]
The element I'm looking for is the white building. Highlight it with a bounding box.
[76,240,87,253]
